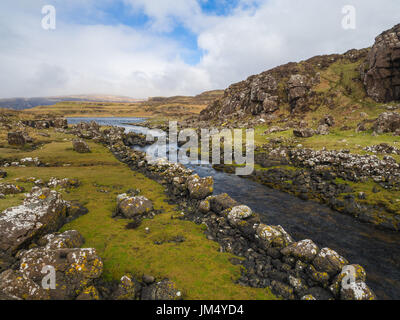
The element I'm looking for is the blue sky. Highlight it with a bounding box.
[0,0,399,98]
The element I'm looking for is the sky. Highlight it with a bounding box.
[0,0,399,99]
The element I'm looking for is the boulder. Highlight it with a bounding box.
[255,224,294,249]
[227,205,253,224]
[0,183,24,195]
[7,132,27,146]
[0,188,68,255]
[340,281,376,300]
[37,230,84,250]
[198,199,211,213]
[17,247,103,300]
[141,280,183,300]
[72,139,91,153]
[0,170,7,178]
[293,128,315,138]
[186,174,214,200]
[373,112,400,134]
[362,24,400,102]
[281,239,319,263]
[76,286,100,300]
[329,264,367,298]
[111,275,141,300]
[0,269,50,300]
[316,124,330,135]
[312,248,349,277]
[117,194,153,218]
[207,193,239,214]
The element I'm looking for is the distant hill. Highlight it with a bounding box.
[0,95,142,111]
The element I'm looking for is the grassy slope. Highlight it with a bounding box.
[0,129,275,300]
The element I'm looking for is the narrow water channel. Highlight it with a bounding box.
[68,117,400,300]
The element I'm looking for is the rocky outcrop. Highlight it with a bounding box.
[22,118,68,130]
[362,24,400,102]
[293,128,315,138]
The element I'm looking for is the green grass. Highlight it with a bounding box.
[0,130,276,300]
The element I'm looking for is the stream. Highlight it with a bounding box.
[68,117,400,300]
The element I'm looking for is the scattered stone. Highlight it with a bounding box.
[0,170,7,178]
[293,128,315,138]
[112,275,141,300]
[0,183,24,195]
[7,132,29,146]
[141,280,183,300]
[72,139,91,153]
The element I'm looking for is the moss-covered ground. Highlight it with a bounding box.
[0,128,276,300]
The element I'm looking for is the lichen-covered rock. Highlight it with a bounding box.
[281,239,319,263]
[316,124,330,135]
[293,128,315,138]
[186,174,214,200]
[72,139,91,153]
[18,247,103,300]
[47,177,80,189]
[37,230,84,250]
[312,248,348,277]
[340,281,376,300]
[227,205,253,223]
[271,280,295,300]
[199,199,211,214]
[301,294,316,300]
[255,224,293,249]
[0,183,24,195]
[0,188,68,255]
[307,265,330,286]
[76,286,100,300]
[7,132,28,146]
[329,264,367,298]
[116,194,153,218]
[141,280,183,300]
[0,269,50,300]
[207,193,239,214]
[112,275,141,300]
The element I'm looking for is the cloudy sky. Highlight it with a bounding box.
[0,0,399,98]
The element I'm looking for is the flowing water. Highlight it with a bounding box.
[68,117,400,300]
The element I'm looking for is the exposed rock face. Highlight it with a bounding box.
[288,74,311,112]
[362,24,400,102]
[373,112,400,133]
[72,139,91,153]
[0,188,68,255]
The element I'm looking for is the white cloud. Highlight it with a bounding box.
[0,0,399,98]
